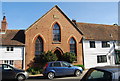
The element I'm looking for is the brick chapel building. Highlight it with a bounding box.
[25,5,83,69]
[1,5,118,69]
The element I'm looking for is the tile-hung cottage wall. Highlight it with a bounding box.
[0,46,25,69]
[25,5,83,69]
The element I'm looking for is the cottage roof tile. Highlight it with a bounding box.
[1,30,25,46]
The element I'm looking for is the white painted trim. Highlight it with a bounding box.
[23,47,25,70]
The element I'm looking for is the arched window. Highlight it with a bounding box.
[70,38,76,54]
[35,36,43,56]
[53,23,61,42]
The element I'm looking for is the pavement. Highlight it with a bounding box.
[29,74,43,77]
[29,69,88,78]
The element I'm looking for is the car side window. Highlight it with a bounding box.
[3,65,13,70]
[88,70,104,79]
[62,62,70,67]
[85,69,112,81]
[53,62,61,67]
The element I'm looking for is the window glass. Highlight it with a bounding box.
[97,55,107,63]
[53,62,61,67]
[11,47,13,51]
[102,41,110,48]
[62,62,72,67]
[35,36,43,56]
[7,47,9,51]
[3,65,13,70]
[117,41,120,46]
[6,47,14,51]
[70,38,76,54]
[83,69,112,81]
[3,60,14,66]
[90,41,95,48]
[53,23,61,42]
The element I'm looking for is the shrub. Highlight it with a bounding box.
[42,51,58,63]
[26,67,43,75]
[74,65,84,69]
[62,52,77,63]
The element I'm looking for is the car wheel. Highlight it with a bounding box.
[17,74,26,81]
[75,70,81,77]
[47,72,55,79]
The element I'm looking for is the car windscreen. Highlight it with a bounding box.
[81,68,112,81]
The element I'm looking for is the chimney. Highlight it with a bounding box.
[1,16,8,33]
[113,23,118,26]
[72,19,77,26]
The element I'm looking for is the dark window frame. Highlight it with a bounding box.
[69,38,77,55]
[6,47,14,51]
[97,55,107,63]
[53,23,61,42]
[35,36,43,56]
[102,41,110,48]
[89,41,96,48]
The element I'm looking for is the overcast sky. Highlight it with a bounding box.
[2,2,118,29]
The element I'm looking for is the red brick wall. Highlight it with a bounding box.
[14,60,22,69]
[25,6,83,69]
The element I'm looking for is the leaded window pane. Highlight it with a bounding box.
[35,37,43,55]
[70,38,76,54]
[53,23,61,42]
[97,55,107,63]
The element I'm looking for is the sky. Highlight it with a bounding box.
[1,2,118,29]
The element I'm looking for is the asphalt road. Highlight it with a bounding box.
[26,76,81,81]
[25,70,87,81]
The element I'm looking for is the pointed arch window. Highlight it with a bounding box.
[53,23,61,42]
[35,36,43,56]
[70,38,76,54]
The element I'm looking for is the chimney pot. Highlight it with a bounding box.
[72,19,77,26]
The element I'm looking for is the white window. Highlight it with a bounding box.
[3,60,14,65]
[6,47,14,51]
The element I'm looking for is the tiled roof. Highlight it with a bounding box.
[1,30,25,46]
[76,22,119,41]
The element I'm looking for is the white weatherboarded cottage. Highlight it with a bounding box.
[76,22,119,69]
